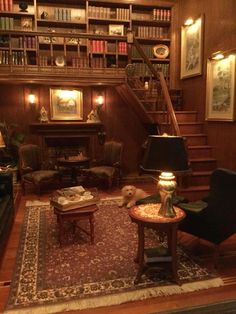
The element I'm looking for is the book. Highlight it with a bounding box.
[51,187,99,212]
[144,246,172,263]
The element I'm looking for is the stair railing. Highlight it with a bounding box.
[127,32,180,136]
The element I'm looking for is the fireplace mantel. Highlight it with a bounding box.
[29,122,103,135]
[29,122,104,163]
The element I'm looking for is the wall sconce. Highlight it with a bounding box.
[210,48,236,60]
[87,89,105,123]
[184,17,194,26]
[28,92,36,105]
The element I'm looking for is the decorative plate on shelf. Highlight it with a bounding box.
[55,56,66,67]
[153,44,169,59]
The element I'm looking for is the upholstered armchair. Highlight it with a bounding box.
[19,144,59,194]
[83,141,123,189]
[178,168,236,264]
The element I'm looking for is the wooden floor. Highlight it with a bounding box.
[1,182,236,314]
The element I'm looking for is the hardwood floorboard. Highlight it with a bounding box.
[1,182,236,314]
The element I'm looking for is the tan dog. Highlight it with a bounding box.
[120,185,148,208]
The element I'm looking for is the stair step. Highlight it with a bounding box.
[178,185,210,201]
[160,122,203,134]
[188,145,213,158]
[183,134,207,145]
[190,158,217,171]
[147,111,198,123]
[189,171,212,186]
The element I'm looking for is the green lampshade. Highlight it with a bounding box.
[141,135,189,173]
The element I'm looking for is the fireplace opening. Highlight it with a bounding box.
[45,136,90,164]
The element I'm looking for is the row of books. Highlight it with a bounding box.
[135,26,169,39]
[90,56,105,68]
[72,57,89,68]
[11,36,36,49]
[153,9,171,21]
[0,0,13,12]
[90,40,127,54]
[88,6,129,20]
[53,8,72,22]
[132,45,156,59]
[0,16,14,30]
[132,62,169,78]
[0,50,25,65]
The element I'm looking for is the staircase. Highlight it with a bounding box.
[115,36,218,201]
[117,78,217,201]
[150,110,217,201]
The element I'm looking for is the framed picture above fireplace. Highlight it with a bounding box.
[50,88,83,121]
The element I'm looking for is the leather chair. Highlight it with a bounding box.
[83,141,123,189]
[19,144,59,194]
[178,168,236,263]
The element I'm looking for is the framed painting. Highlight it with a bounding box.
[50,88,83,121]
[180,15,204,79]
[206,55,236,121]
[109,24,124,36]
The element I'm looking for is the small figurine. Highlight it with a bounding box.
[87,108,100,123]
[39,106,48,123]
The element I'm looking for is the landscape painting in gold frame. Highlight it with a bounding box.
[206,55,236,121]
[50,88,83,121]
[180,15,203,79]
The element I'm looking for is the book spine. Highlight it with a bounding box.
[0,0,4,11]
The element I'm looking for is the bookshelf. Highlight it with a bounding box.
[0,0,173,79]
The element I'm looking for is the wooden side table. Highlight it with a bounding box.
[53,204,98,246]
[129,203,185,284]
[57,156,90,184]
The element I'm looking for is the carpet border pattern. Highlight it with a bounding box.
[5,200,224,314]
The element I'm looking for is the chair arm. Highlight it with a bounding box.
[178,200,208,213]
[21,166,33,174]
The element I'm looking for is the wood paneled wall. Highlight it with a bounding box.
[177,0,236,171]
[0,84,148,175]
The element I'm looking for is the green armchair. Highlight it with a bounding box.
[82,141,123,189]
[19,144,59,194]
[178,168,236,263]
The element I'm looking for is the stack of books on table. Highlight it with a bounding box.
[50,186,99,212]
[144,246,172,264]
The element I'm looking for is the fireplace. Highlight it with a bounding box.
[29,122,104,166]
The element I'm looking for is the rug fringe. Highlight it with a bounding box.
[4,278,223,314]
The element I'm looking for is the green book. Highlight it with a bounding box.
[144,246,172,263]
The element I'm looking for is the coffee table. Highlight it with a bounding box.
[51,187,99,246]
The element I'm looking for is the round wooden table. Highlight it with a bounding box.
[129,203,185,284]
[57,156,90,184]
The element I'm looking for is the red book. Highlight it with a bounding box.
[0,0,4,11]
[3,0,8,11]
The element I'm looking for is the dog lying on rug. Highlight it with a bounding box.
[119,185,149,208]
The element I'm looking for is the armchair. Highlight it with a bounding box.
[19,144,59,194]
[178,168,236,263]
[83,141,123,189]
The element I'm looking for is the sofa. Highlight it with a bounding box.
[0,171,14,260]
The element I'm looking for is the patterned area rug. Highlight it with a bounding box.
[5,199,223,314]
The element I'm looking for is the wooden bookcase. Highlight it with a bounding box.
[0,0,172,79]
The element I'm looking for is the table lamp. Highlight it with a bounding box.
[140,134,189,218]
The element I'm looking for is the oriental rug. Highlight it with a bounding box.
[5,199,223,314]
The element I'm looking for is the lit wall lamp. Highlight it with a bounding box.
[28,92,36,105]
[184,17,194,26]
[87,89,105,123]
[210,48,236,60]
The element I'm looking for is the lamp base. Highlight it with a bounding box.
[157,172,177,218]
